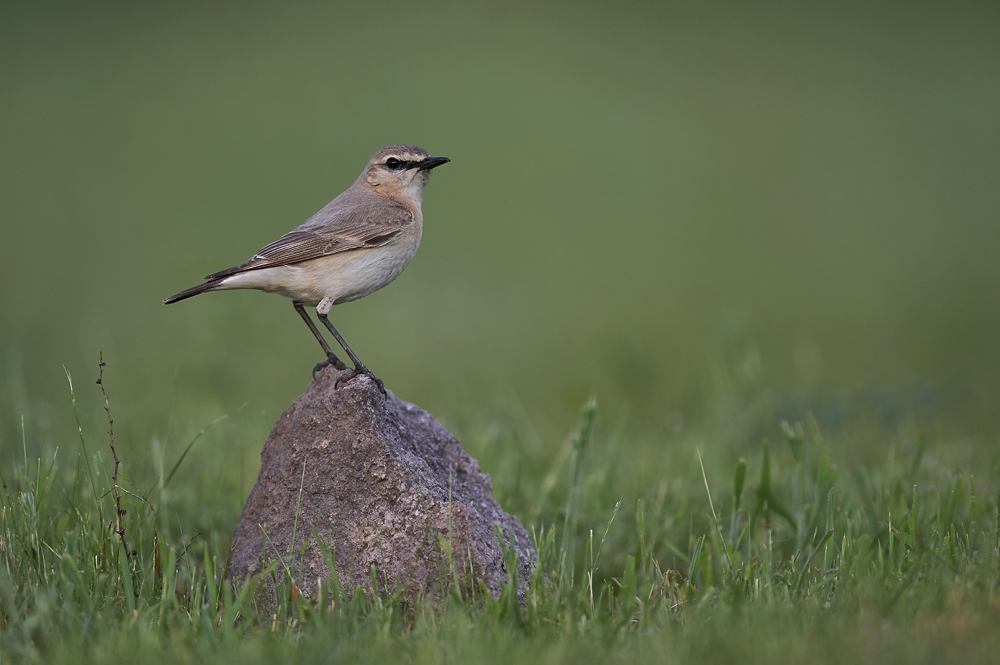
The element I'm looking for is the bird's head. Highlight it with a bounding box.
[360,145,450,204]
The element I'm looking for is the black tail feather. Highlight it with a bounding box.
[164,279,223,304]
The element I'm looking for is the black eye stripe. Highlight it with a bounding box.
[383,157,420,170]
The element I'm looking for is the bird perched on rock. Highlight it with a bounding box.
[165,145,450,394]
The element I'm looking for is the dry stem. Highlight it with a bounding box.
[96,352,135,559]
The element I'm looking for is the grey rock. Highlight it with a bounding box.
[228,366,534,602]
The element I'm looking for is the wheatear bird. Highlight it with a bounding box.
[164,145,450,394]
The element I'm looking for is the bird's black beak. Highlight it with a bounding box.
[417,156,450,171]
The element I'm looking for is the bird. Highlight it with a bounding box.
[164,145,450,395]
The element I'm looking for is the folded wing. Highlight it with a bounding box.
[206,197,412,280]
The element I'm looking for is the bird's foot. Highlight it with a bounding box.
[313,352,348,379]
[335,364,386,396]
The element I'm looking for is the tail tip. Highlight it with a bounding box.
[164,280,219,305]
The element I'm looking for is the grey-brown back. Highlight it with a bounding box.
[205,187,414,280]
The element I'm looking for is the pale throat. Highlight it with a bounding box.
[370,171,429,206]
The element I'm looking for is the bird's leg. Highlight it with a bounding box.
[294,301,347,377]
[316,297,385,395]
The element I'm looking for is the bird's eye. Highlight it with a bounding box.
[385,158,401,169]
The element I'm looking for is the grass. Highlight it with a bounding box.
[3,1,1000,662]
[2,356,999,664]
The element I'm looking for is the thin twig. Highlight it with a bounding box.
[96,352,135,559]
[175,532,202,567]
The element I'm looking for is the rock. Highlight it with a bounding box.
[228,366,534,603]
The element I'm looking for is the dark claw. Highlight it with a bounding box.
[313,353,348,379]
[335,365,386,396]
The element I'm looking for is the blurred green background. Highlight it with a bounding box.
[2,0,999,470]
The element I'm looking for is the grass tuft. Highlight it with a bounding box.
[2,369,999,664]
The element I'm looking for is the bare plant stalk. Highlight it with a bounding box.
[96,352,135,559]
[175,532,202,567]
